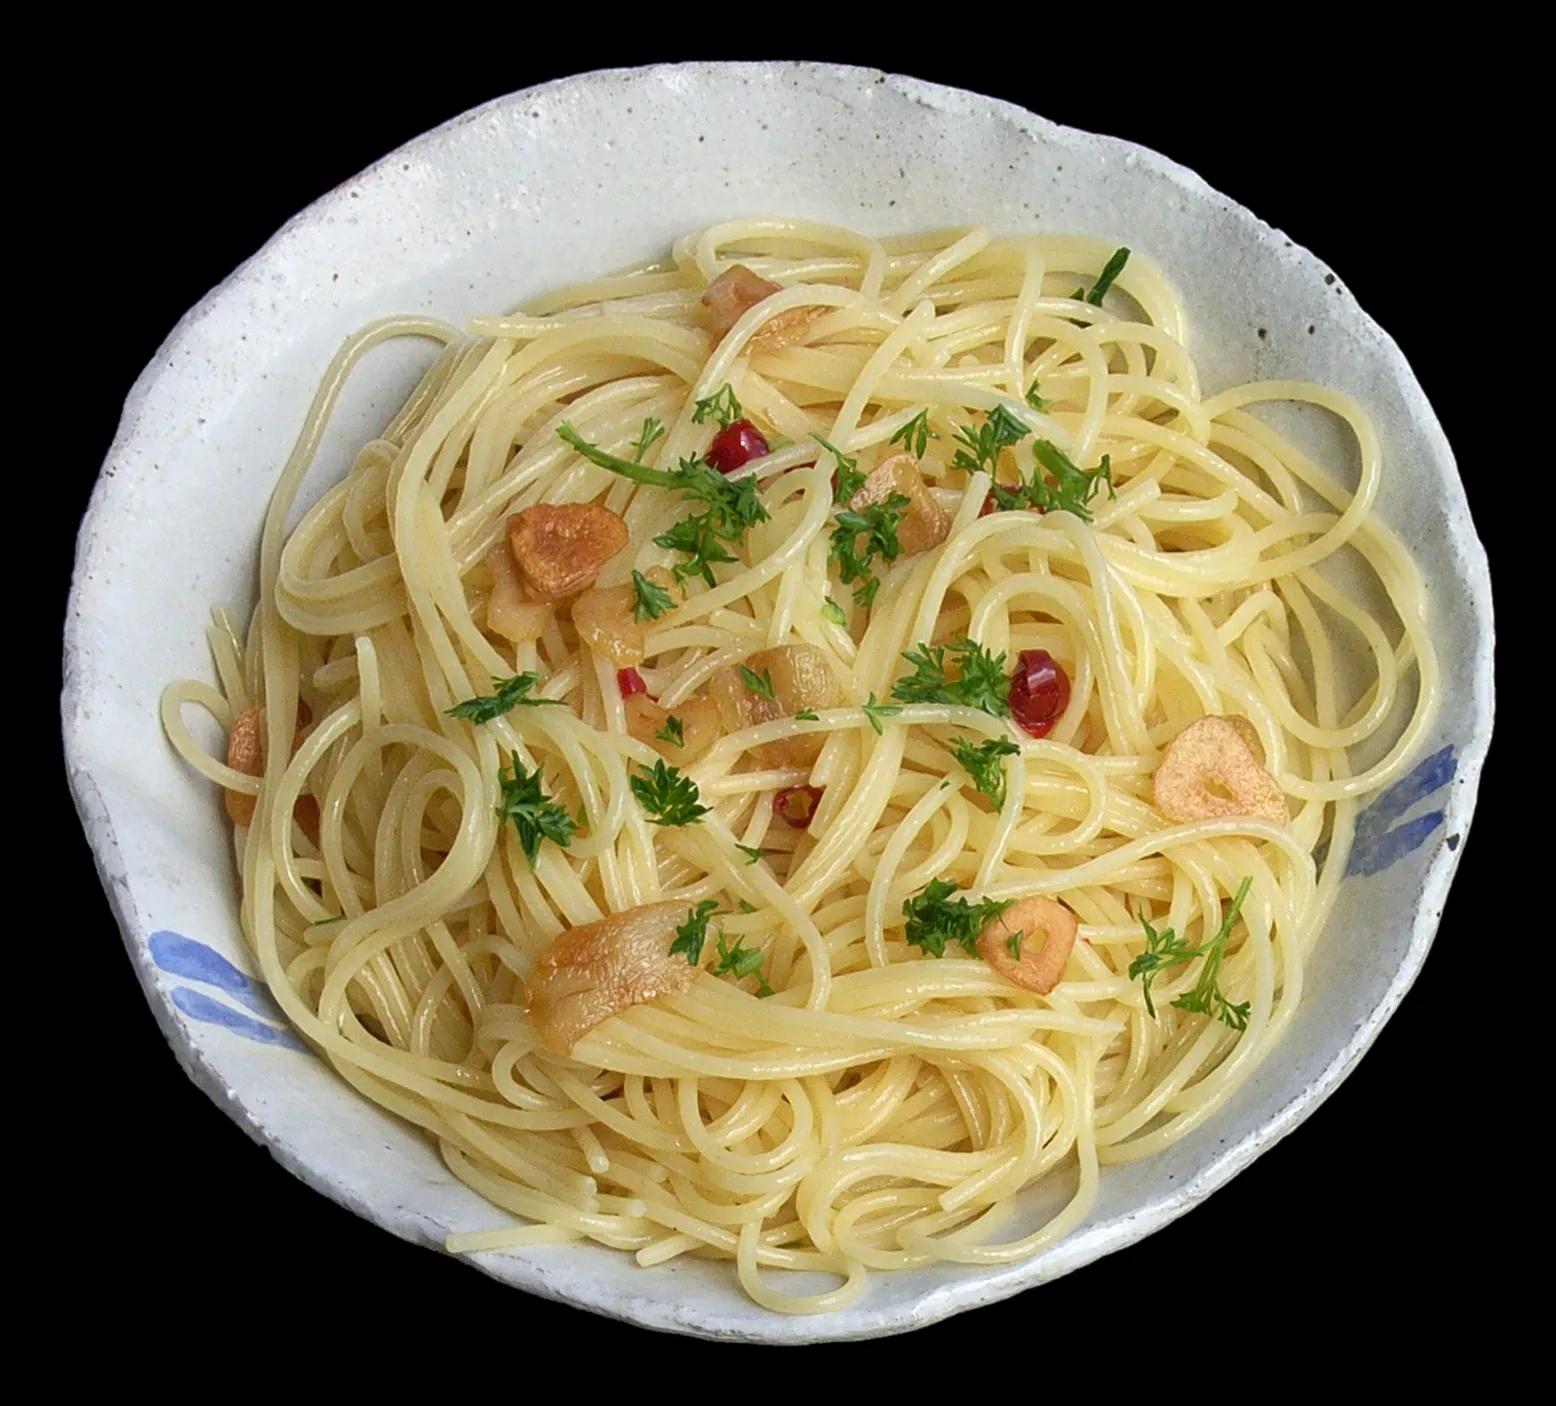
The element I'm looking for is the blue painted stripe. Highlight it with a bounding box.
[169,987,307,1051]
[149,930,274,1018]
[1345,744,1458,878]
[1347,809,1446,877]
[1357,745,1457,832]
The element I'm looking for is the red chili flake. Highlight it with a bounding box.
[979,492,996,517]
[617,667,648,697]
[774,784,824,829]
[1007,649,1071,738]
[706,419,769,474]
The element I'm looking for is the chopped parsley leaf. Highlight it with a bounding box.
[448,672,566,723]
[630,759,711,827]
[902,879,1013,959]
[496,753,576,866]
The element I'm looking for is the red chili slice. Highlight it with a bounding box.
[706,419,769,474]
[617,667,648,697]
[774,784,823,829]
[1008,649,1071,738]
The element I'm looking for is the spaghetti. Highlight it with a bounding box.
[161,218,1435,1312]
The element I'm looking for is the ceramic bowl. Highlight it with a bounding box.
[63,61,1494,1342]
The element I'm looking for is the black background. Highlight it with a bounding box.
[58,42,1506,1357]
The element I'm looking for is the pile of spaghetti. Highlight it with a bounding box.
[161,219,1435,1312]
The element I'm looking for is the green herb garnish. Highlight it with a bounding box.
[557,424,768,592]
[949,735,1021,808]
[1006,931,1024,959]
[447,672,566,724]
[830,492,909,607]
[654,715,685,748]
[793,711,819,722]
[821,598,847,627]
[496,753,576,866]
[902,879,1013,959]
[739,664,776,701]
[631,417,666,462]
[669,899,721,964]
[1024,383,1049,413]
[735,843,766,865]
[632,569,676,622]
[951,405,1031,475]
[714,932,773,995]
[652,515,740,589]
[990,439,1115,523]
[1073,247,1130,306]
[630,759,711,827]
[816,434,867,504]
[1128,876,1252,1030]
[890,408,937,459]
[692,384,742,428]
[862,694,902,735]
[891,638,1011,717]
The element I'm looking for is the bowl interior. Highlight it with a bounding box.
[65,62,1492,1342]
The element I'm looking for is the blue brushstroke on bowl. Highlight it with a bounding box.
[168,987,307,1050]
[149,930,275,1017]
[150,930,305,1051]
[1345,744,1457,878]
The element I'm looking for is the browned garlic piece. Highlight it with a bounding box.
[624,693,722,763]
[701,263,824,352]
[224,702,317,838]
[850,452,950,557]
[709,643,843,768]
[976,896,1079,995]
[1153,717,1287,826]
[524,901,700,1054]
[572,567,677,667]
[507,502,628,603]
[484,540,552,644]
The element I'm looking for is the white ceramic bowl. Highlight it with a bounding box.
[64,62,1494,1342]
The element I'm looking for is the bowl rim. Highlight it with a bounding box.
[63,60,1496,1343]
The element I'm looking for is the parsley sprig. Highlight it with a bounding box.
[951,405,1031,474]
[1073,247,1130,306]
[902,879,1013,958]
[890,408,937,459]
[632,570,676,622]
[654,716,685,748]
[692,384,742,428]
[557,424,768,591]
[862,694,902,735]
[830,492,909,607]
[1129,876,1253,1030]
[630,417,666,462]
[1024,383,1049,413]
[631,759,711,827]
[891,638,1011,717]
[669,900,720,964]
[448,673,566,724]
[949,735,1021,807]
[990,439,1115,523]
[496,754,576,866]
[739,664,776,700]
[815,435,867,504]
[714,932,773,995]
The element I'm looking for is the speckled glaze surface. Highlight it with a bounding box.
[63,63,1494,1342]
